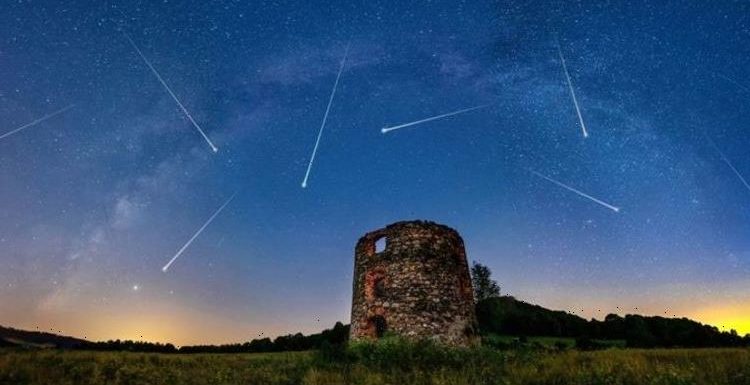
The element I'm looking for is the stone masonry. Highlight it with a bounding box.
[350,220,478,346]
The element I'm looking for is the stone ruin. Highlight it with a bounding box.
[350,220,478,346]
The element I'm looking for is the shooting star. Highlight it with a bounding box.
[556,40,588,138]
[122,32,218,153]
[705,133,750,193]
[162,193,236,273]
[380,104,489,134]
[301,43,350,189]
[0,104,75,141]
[529,169,620,212]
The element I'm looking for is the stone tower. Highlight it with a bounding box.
[350,220,477,346]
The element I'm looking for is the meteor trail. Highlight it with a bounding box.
[122,32,218,153]
[0,104,75,141]
[556,40,588,138]
[529,169,620,212]
[162,193,236,273]
[301,43,350,189]
[705,133,750,193]
[380,104,490,134]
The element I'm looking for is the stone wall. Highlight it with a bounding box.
[350,220,478,346]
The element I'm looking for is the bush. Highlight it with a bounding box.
[340,337,504,371]
[314,341,352,364]
[575,337,610,351]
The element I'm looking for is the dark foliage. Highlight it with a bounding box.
[476,296,590,337]
[575,337,610,351]
[477,296,750,348]
[0,326,88,349]
[339,338,503,371]
[590,314,749,348]
[1,323,348,354]
[177,322,350,353]
[470,262,500,302]
[76,339,178,353]
[5,296,748,353]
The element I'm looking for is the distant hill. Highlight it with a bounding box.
[2,297,747,352]
[0,322,350,353]
[476,295,591,337]
[0,326,88,349]
[179,321,350,353]
[476,296,750,348]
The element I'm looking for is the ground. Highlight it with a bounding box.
[2,346,750,385]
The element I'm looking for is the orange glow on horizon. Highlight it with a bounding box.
[690,304,750,336]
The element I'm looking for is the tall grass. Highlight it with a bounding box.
[2,342,750,385]
[0,350,311,385]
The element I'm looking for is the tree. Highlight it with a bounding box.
[471,262,500,302]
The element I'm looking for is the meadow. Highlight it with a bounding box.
[2,342,750,385]
[480,334,627,350]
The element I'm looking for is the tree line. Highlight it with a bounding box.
[471,262,750,348]
[476,295,750,348]
[63,263,750,352]
[74,322,350,353]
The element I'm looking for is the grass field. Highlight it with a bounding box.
[481,334,627,349]
[2,345,750,385]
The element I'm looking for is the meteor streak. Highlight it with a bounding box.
[529,169,620,212]
[162,193,236,273]
[556,40,588,138]
[380,104,490,134]
[0,104,75,141]
[705,133,750,193]
[122,32,218,153]
[300,44,350,189]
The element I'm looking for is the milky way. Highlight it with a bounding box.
[1,1,749,345]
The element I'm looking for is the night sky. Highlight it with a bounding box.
[1,1,750,345]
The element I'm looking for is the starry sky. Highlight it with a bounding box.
[1,1,750,345]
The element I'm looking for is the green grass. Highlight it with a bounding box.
[482,334,627,349]
[483,334,577,347]
[2,345,750,385]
